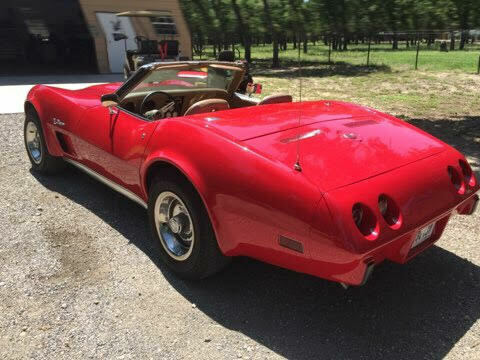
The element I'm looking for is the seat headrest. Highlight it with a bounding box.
[184,99,230,116]
[258,94,293,106]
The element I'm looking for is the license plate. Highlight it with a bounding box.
[412,222,435,248]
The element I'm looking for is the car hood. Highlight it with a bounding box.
[196,101,447,192]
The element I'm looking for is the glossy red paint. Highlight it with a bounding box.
[25,81,479,286]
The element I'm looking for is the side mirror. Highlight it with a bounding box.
[246,83,262,96]
[101,93,119,108]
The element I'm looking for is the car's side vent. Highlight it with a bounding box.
[55,132,74,155]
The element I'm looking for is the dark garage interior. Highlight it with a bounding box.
[0,0,97,75]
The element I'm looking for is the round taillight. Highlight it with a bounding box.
[352,203,379,240]
[378,196,388,216]
[378,194,402,229]
[352,204,363,227]
[447,166,465,195]
[459,160,476,188]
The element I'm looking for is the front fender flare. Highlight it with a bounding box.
[25,86,61,156]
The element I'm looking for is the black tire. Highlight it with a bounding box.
[24,109,64,174]
[148,175,230,279]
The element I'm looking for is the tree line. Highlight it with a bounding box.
[180,0,480,67]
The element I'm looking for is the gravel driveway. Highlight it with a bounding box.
[0,113,479,360]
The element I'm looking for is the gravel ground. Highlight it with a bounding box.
[0,113,479,360]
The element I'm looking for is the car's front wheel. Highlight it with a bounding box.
[24,109,64,174]
[148,176,230,279]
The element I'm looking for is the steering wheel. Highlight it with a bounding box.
[140,91,178,120]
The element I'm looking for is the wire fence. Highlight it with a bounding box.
[194,32,480,74]
[322,40,480,73]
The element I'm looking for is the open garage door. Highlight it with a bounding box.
[0,0,96,75]
[96,12,137,73]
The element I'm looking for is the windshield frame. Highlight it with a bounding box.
[115,61,246,102]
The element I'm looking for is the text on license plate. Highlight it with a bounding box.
[412,222,436,248]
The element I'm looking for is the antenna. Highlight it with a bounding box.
[294,32,302,172]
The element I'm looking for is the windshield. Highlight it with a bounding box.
[130,64,243,94]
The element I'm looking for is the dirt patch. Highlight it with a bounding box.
[43,226,101,282]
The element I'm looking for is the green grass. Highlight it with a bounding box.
[194,42,480,119]
[255,70,480,119]
[195,42,480,73]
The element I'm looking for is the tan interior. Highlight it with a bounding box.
[121,88,230,115]
[117,61,291,118]
[120,89,292,118]
[258,94,292,106]
[183,99,229,116]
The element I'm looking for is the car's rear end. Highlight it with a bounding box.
[314,148,478,285]
[189,100,479,285]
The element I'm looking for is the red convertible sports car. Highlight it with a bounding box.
[24,61,479,287]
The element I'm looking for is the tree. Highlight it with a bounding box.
[452,0,473,49]
[189,0,219,56]
[180,0,477,65]
[231,0,251,61]
[261,0,280,67]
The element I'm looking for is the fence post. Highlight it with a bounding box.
[415,39,420,70]
[328,39,332,64]
[367,38,371,66]
[477,54,480,74]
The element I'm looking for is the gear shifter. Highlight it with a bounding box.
[161,101,177,118]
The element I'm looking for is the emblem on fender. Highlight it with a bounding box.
[52,118,65,126]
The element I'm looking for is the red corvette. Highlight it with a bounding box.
[24,61,478,286]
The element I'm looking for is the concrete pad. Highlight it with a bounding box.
[0,74,123,114]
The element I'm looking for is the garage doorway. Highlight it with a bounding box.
[96,12,137,73]
[0,0,96,75]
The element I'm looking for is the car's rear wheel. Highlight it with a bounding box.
[148,176,230,279]
[24,109,63,174]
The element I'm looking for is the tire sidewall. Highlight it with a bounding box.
[148,179,211,278]
[24,112,47,171]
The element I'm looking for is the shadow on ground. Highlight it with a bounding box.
[252,60,391,78]
[402,115,480,172]
[33,164,480,360]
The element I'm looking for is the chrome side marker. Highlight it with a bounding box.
[278,235,304,253]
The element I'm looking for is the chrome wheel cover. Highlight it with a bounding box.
[154,191,195,261]
[25,121,42,164]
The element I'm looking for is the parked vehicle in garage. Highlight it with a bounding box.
[24,61,479,287]
[116,11,186,79]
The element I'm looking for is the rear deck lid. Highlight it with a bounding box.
[242,112,447,192]
[194,101,373,141]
